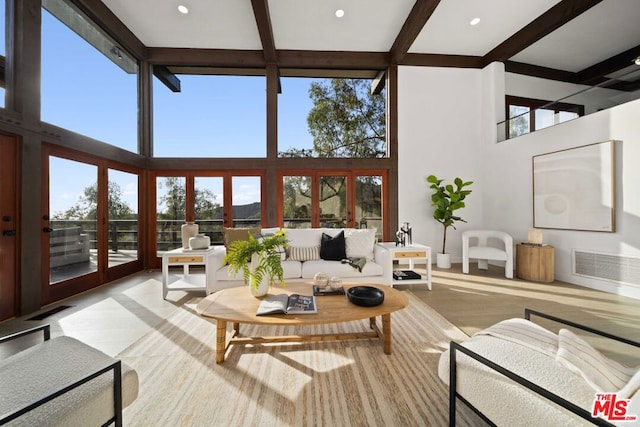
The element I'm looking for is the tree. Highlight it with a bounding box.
[157,177,221,219]
[53,181,134,220]
[280,78,386,224]
[280,78,386,158]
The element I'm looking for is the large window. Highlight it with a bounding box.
[41,0,138,152]
[107,169,139,267]
[280,170,385,235]
[278,77,386,158]
[153,74,266,157]
[505,96,583,139]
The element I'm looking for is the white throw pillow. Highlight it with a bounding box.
[344,228,376,261]
[556,328,637,392]
[282,228,322,248]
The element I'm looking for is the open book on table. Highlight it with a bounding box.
[256,294,317,315]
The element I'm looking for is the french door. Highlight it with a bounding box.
[42,145,143,304]
[0,134,18,321]
[149,170,265,268]
[278,170,387,240]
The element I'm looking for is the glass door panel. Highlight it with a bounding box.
[156,177,186,255]
[282,175,312,228]
[195,177,224,244]
[318,175,347,228]
[49,157,98,284]
[232,176,261,227]
[355,175,383,237]
[107,169,138,267]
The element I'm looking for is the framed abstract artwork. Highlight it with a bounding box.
[533,140,615,232]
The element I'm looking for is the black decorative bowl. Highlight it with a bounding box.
[347,286,385,307]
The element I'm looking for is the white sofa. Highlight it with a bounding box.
[206,227,391,293]
[439,310,640,426]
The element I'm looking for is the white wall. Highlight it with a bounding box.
[397,66,484,259]
[399,65,640,299]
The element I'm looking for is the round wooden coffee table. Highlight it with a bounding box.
[196,282,409,363]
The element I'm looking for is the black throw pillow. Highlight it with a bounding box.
[320,231,346,261]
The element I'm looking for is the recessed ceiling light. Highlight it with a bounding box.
[178,5,189,14]
[470,17,480,26]
[335,9,345,18]
[634,56,640,66]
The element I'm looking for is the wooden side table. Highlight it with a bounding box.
[516,244,555,283]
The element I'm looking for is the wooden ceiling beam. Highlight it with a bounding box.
[389,0,440,65]
[146,48,266,68]
[277,50,389,70]
[250,0,277,64]
[153,65,181,92]
[402,54,483,68]
[575,44,640,85]
[68,0,146,59]
[504,61,578,83]
[483,0,604,65]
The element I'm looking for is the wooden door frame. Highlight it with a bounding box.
[0,134,19,321]
[42,144,144,304]
[277,169,388,239]
[147,170,266,269]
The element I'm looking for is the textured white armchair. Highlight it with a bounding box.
[462,230,514,278]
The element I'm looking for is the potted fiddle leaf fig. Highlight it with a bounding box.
[224,230,288,296]
[426,175,473,268]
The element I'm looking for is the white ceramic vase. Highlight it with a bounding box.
[249,253,270,297]
[181,222,198,249]
[188,233,210,250]
[436,253,451,269]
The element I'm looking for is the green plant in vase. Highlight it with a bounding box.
[224,230,288,295]
[426,175,473,268]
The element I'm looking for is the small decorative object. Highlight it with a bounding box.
[314,272,329,288]
[426,175,473,268]
[527,228,544,245]
[359,217,368,229]
[225,231,288,297]
[395,230,406,246]
[188,233,210,250]
[328,276,343,290]
[347,286,384,307]
[181,221,198,249]
[400,222,412,245]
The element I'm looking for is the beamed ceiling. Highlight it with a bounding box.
[92,0,640,87]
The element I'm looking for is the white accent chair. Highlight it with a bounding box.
[462,230,514,278]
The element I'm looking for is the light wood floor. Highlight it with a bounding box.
[2,265,640,365]
[400,263,640,366]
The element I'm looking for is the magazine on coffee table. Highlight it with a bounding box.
[256,294,317,315]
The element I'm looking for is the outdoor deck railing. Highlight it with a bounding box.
[50,217,382,253]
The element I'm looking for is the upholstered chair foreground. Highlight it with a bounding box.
[462,230,514,278]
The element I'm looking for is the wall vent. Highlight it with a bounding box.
[573,250,640,286]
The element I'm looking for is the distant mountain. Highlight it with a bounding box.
[233,202,261,219]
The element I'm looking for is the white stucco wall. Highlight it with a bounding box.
[397,66,484,259]
[398,64,640,299]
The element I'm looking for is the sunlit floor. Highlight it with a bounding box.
[3,264,640,366]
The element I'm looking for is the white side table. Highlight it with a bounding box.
[377,242,432,290]
[161,247,218,299]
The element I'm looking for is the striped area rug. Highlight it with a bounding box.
[119,291,477,426]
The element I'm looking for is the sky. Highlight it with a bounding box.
[38,5,319,215]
